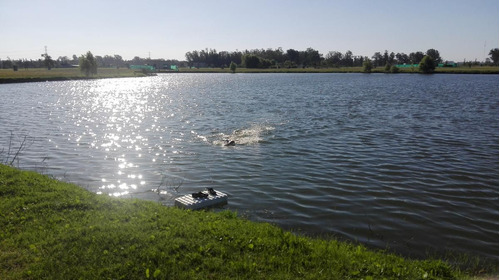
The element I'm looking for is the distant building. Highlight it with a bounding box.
[161,64,179,71]
[130,65,155,71]
[438,61,457,67]
[395,64,419,68]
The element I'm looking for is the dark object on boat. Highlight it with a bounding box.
[224,139,236,146]
[192,191,208,199]
[207,187,217,196]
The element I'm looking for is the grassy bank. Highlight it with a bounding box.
[171,66,499,74]
[1,164,494,279]
[0,65,497,84]
[0,68,142,84]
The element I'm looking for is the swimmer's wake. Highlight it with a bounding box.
[195,123,275,147]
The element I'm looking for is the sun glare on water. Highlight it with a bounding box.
[80,78,164,197]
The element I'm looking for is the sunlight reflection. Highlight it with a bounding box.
[111,191,129,197]
[80,78,162,199]
[56,77,181,198]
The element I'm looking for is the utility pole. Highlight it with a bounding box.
[41,45,52,70]
[41,46,48,58]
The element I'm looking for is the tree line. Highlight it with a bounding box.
[185,47,498,69]
[0,54,184,70]
[2,47,498,70]
[185,48,326,69]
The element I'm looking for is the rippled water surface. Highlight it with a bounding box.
[0,73,498,261]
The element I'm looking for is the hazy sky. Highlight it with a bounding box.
[0,0,498,62]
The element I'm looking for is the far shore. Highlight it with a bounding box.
[169,65,499,74]
[0,66,498,84]
[0,68,144,84]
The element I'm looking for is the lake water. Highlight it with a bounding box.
[0,73,498,262]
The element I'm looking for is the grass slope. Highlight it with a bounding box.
[173,66,498,74]
[0,65,497,84]
[0,68,141,84]
[0,164,483,279]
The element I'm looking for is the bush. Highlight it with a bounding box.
[79,51,98,77]
[390,65,400,73]
[419,55,435,73]
[242,54,260,68]
[363,59,372,73]
[230,61,237,73]
[384,63,391,72]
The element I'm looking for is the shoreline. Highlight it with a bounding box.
[165,66,499,74]
[0,68,144,85]
[0,75,144,84]
[0,66,497,84]
[0,164,497,279]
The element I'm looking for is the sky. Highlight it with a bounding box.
[0,0,498,62]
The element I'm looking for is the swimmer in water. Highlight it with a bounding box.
[224,139,236,146]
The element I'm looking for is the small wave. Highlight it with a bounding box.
[192,130,208,143]
[229,124,275,145]
[199,124,275,146]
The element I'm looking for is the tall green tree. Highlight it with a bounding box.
[57,56,70,67]
[425,49,442,65]
[41,53,54,70]
[409,51,425,64]
[371,52,383,67]
[396,52,410,64]
[419,55,435,73]
[383,50,389,65]
[325,51,343,67]
[286,49,300,65]
[79,51,97,77]
[302,47,322,67]
[342,50,353,67]
[489,48,499,65]
[242,54,261,68]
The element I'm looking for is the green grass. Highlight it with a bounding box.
[1,164,495,279]
[168,67,359,73]
[0,66,497,84]
[0,68,142,83]
[165,66,370,73]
